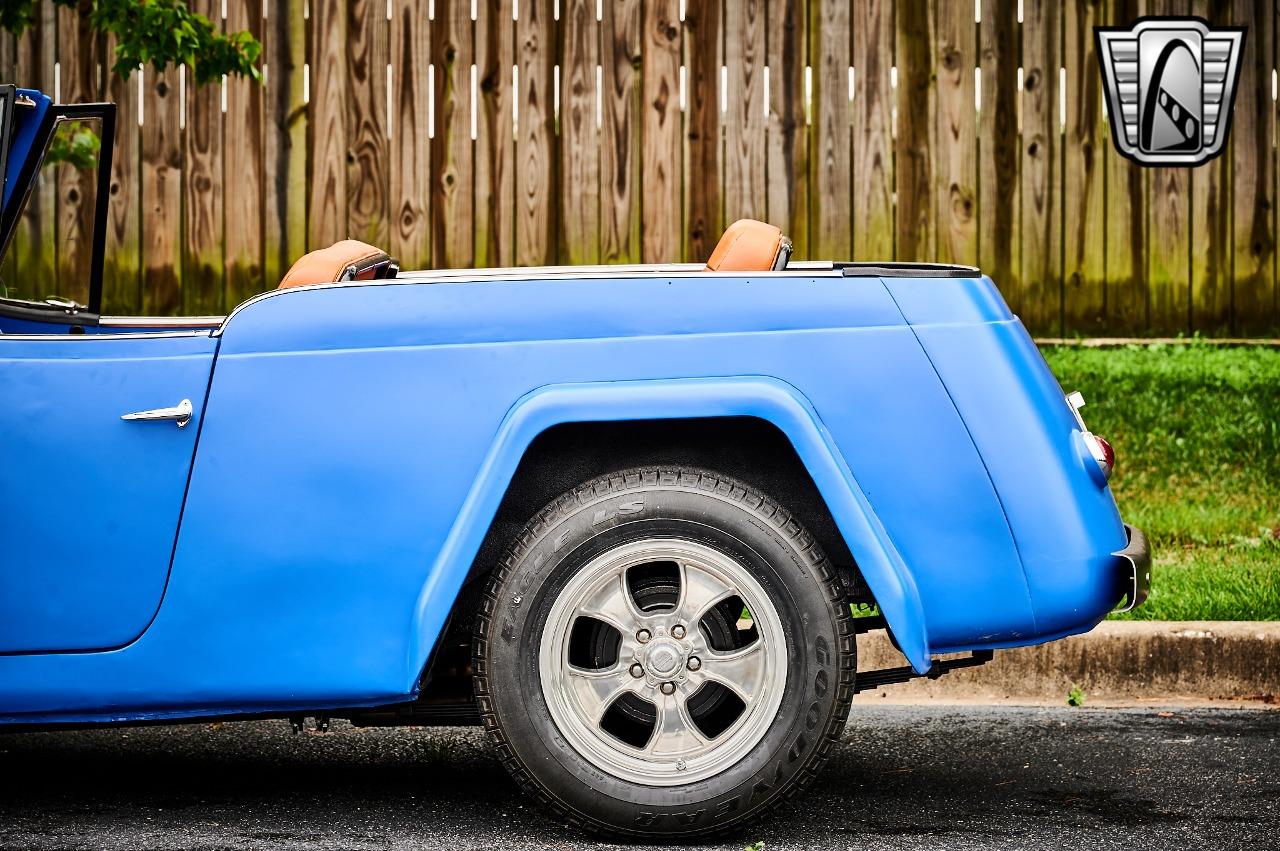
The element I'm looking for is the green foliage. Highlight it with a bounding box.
[743,842,765,851]
[1043,343,1280,621]
[1066,684,1086,707]
[44,120,101,170]
[1,0,260,86]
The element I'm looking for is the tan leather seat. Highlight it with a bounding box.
[705,219,793,273]
[278,240,398,289]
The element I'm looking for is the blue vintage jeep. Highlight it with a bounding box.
[0,86,1148,838]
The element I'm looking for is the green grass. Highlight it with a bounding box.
[1042,343,1280,621]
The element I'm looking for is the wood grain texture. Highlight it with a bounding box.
[309,0,348,248]
[559,0,600,264]
[1063,0,1107,333]
[263,0,308,285]
[1102,0,1146,332]
[851,0,892,260]
[390,0,432,269]
[601,0,641,263]
[54,5,101,306]
[1231,0,1277,334]
[935,0,977,265]
[431,0,474,268]
[723,0,765,224]
[895,0,934,261]
[1189,0,1233,334]
[101,34,141,315]
[346,0,390,249]
[1144,0,1190,335]
[682,0,721,261]
[12,3,57,300]
[182,0,225,315]
[141,65,184,316]
[1019,0,1062,335]
[225,0,265,306]
[810,0,851,261]
[978,0,1020,309]
[516,0,557,266]
[475,0,513,267]
[641,0,681,262]
[765,0,808,256]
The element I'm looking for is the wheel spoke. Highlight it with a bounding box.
[645,693,707,756]
[702,642,766,704]
[576,572,646,634]
[564,664,634,722]
[676,561,734,625]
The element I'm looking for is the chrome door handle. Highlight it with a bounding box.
[121,398,193,429]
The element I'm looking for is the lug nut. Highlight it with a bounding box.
[671,624,686,639]
[629,663,644,678]
[636,628,652,643]
[660,681,676,695]
[687,656,701,671]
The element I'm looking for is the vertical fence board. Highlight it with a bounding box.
[811,0,851,260]
[101,36,141,314]
[12,5,57,300]
[1019,0,1062,335]
[1190,0,1234,333]
[724,0,765,224]
[346,0,391,249]
[1103,0,1146,332]
[935,0,978,265]
[1232,0,1277,334]
[979,0,1021,308]
[225,0,265,307]
[516,0,557,266]
[183,0,225,315]
[1145,0,1191,335]
[263,0,308,285]
[852,0,893,260]
[765,0,809,257]
[54,5,101,306]
[601,0,641,263]
[309,0,348,247]
[895,0,934,261]
[431,0,474,267]
[641,0,682,262]
[390,0,431,269]
[560,0,600,264]
[682,0,720,261]
[141,64,184,315]
[475,0,514,267]
[1063,0,1107,332]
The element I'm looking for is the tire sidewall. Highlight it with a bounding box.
[481,472,846,837]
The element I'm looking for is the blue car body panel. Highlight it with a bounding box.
[0,332,216,653]
[0,269,1129,724]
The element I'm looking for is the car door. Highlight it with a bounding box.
[0,332,217,652]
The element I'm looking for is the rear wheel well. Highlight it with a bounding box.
[400,417,871,718]
[454,417,867,627]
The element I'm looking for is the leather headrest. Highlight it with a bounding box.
[705,219,793,272]
[279,240,395,289]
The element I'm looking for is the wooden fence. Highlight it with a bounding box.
[2,0,1278,335]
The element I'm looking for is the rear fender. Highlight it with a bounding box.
[408,376,932,683]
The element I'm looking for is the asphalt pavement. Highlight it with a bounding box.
[0,704,1275,850]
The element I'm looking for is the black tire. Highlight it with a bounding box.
[472,467,855,840]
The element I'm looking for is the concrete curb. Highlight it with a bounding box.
[855,621,1280,703]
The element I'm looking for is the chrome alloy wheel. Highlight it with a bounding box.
[538,538,787,786]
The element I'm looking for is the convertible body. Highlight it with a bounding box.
[0,87,1147,732]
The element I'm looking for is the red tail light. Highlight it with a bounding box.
[1066,391,1114,481]
[1092,435,1115,479]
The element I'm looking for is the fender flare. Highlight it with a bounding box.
[407,376,932,687]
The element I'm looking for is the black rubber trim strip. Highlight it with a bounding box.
[839,262,980,278]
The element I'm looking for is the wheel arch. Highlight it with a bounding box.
[407,377,932,689]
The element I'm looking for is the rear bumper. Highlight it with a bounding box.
[1113,524,1152,612]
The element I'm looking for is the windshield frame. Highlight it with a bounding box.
[0,99,116,320]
